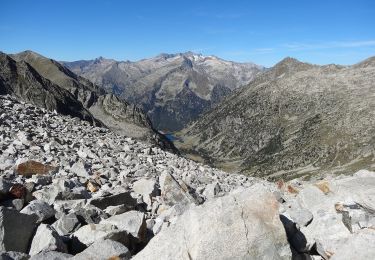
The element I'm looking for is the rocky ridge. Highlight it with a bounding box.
[63,52,263,131]
[177,57,375,179]
[1,51,175,151]
[1,95,374,259]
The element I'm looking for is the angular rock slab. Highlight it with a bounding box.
[52,212,81,236]
[159,172,198,207]
[132,178,158,197]
[0,207,38,253]
[73,239,131,260]
[72,223,129,248]
[29,224,68,256]
[20,199,55,222]
[101,210,146,242]
[134,185,291,260]
[89,192,137,210]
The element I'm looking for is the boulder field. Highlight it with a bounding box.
[0,95,374,259]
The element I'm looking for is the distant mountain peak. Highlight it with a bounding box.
[271,57,315,75]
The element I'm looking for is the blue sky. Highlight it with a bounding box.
[0,0,374,66]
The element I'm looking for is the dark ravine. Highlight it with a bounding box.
[177,57,375,179]
[1,50,176,152]
[63,52,263,131]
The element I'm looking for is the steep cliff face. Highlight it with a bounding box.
[64,52,263,131]
[177,57,375,179]
[2,51,176,151]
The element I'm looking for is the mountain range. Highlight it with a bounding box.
[63,52,263,131]
[177,56,375,179]
[1,49,375,180]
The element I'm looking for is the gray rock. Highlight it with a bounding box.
[134,185,291,260]
[202,182,222,199]
[72,223,129,248]
[0,251,30,260]
[286,206,314,227]
[0,179,12,198]
[330,228,375,260]
[72,239,131,260]
[29,251,72,260]
[73,205,107,224]
[104,205,128,216]
[132,178,158,197]
[89,192,136,210]
[32,186,60,204]
[52,213,81,236]
[70,161,90,178]
[29,224,67,256]
[0,207,38,253]
[20,200,55,222]
[101,211,146,242]
[159,172,198,207]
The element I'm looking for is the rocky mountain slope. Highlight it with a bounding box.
[177,57,375,179]
[1,95,374,259]
[63,52,263,131]
[1,51,175,151]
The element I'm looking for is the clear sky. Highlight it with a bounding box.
[1,0,374,66]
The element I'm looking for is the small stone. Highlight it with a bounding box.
[87,181,99,192]
[314,181,330,194]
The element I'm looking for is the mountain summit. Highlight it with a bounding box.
[63,53,263,131]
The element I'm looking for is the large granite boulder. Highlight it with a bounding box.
[134,185,291,259]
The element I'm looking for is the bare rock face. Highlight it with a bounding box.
[178,57,375,179]
[63,52,263,131]
[134,184,291,260]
